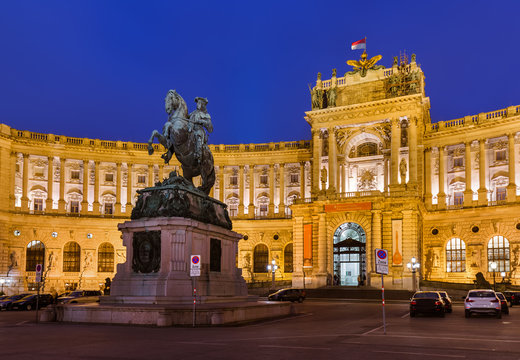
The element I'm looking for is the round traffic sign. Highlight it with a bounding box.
[377,250,387,260]
[35,264,42,272]
[191,256,200,265]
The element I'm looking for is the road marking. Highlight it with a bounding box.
[259,345,330,350]
[247,313,313,327]
[176,341,227,346]
[371,350,465,358]
[16,321,29,326]
[401,312,410,318]
[361,324,385,335]
[368,333,520,344]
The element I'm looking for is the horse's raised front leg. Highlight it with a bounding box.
[147,130,160,155]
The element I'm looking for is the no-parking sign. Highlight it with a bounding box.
[35,264,43,282]
[190,255,201,277]
[375,249,389,275]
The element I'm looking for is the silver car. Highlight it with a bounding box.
[57,290,101,304]
[464,289,501,318]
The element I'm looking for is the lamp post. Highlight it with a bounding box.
[0,279,4,294]
[490,261,497,291]
[267,259,278,289]
[501,271,506,284]
[407,257,420,293]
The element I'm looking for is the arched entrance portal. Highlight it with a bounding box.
[333,222,366,286]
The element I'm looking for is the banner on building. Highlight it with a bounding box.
[303,224,313,267]
[392,219,403,266]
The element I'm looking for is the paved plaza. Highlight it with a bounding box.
[1,300,519,359]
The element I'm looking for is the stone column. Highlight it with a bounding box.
[21,153,29,210]
[279,163,285,216]
[115,162,122,215]
[158,164,164,183]
[318,213,327,274]
[46,156,54,212]
[383,152,390,192]
[424,148,432,209]
[268,164,275,217]
[219,166,225,202]
[92,161,100,215]
[148,163,154,187]
[293,216,305,286]
[478,139,488,205]
[409,117,418,184]
[248,165,255,218]
[371,210,382,253]
[437,146,446,209]
[126,163,133,215]
[300,161,306,199]
[328,127,337,191]
[58,157,66,212]
[312,129,321,193]
[338,162,344,194]
[464,142,473,207]
[390,118,401,187]
[81,160,89,214]
[10,152,17,209]
[238,165,245,216]
[507,133,517,202]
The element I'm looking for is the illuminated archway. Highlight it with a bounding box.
[333,222,366,286]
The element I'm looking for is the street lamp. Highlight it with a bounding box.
[501,271,506,284]
[407,257,420,293]
[0,279,4,294]
[490,261,497,291]
[267,259,278,289]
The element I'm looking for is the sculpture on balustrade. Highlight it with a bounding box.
[399,158,407,184]
[326,86,337,108]
[346,50,384,77]
[309,72,324,110]
[147,90,215,195]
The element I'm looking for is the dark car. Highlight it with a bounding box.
[11,294,55,311]
[495,292,509,315]
[267,288,306,303]
[438,291,453,313]
[503,291,520,307]
[0,293,32,310]
[410,291,445,317]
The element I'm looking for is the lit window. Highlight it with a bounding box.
[98,243,114,272]
[259,204,268,216]
[446,238,466,272]
[290,174,299,183]
[137,174,146,184]
[488,235,510,272]
[33,198,43,211]
[229,176,238,186]
[71,170,80,180]
[260,174,268,185]
[253,244,269,273]
[229,204,238,217]
[497,187,506,201]
[26,240,45,271]
[63,242,81,272]
[104,203,113,215]
[454,192,463,206]
[453,157,463,167]
[496,149,506,162]
[105,173,114,182]
[70,201,79,213]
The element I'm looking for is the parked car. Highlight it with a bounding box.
[57,290,102,304]
[0,294,32,310]
[11,294,54,311]
[464,289,501,318]
[267,288,306,303]
[503,291,520,307]
[438,291,453,313]
[495,292,509,315]
[409,291,445,317]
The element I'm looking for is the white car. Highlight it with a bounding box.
[464,289,502,318]
[57,290,101,304]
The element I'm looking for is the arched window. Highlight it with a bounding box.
[26,241,45,271]
[488,235,510,272]
[446,238,466,272]
[98,243,114,272]
[284,243,293,273]
[63,242,81,272]
[253,244,269,273]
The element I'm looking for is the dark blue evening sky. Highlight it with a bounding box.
[1,1,519,145]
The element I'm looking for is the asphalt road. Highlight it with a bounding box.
[1,300,519,360]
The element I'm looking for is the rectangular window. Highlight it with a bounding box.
[33,198,43,211]
[105,173,114,182]
[210,238,221,272]
[260,174,268,185]
[71,170,80,180]
[70,201,79,213]
[104,203,113,215]
[229,205,238,217]
[137,174,146,184]
[259,204,268,216]
[496,149,506,162]
[454,192,463,206]
[290,174,299,183]
[497,187,506,201]
[229,176,238,186]
[453,157,463,168]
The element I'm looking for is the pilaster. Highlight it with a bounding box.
[477,139,488,205]
[464,142,473,207]
[248,165,255,218]
[81,159,89,214]
[58,157,66,212]
[268,164,275,217]
[92,160,100,215]
[115,162,122,215]
[21,153,29,210]
[507,133,517,202]
[437,146,446,209]
[238,165,245,216]
[424,148,432,209]
[46,156,54,213]
[279,163,285,217]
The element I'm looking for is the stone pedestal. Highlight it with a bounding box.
[105,216,248,305]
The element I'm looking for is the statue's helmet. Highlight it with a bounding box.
[194,97,208,105]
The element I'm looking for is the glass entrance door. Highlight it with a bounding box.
[333,223,366,286]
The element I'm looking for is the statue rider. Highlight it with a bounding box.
[188,97,213,166]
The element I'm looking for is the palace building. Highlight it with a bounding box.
[0,52,519,295]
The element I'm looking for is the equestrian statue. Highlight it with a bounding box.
[147,90,215,195]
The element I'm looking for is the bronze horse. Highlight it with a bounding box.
[147,90,215,195]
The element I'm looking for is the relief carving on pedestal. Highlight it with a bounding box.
[132,231,161,273]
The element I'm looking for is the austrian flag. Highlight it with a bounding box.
[351,38,366,50]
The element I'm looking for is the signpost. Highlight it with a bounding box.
[375,249,388,335]
[35,264,42,323]
[190,255,201,327]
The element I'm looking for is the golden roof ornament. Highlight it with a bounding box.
[346,50,384,77]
